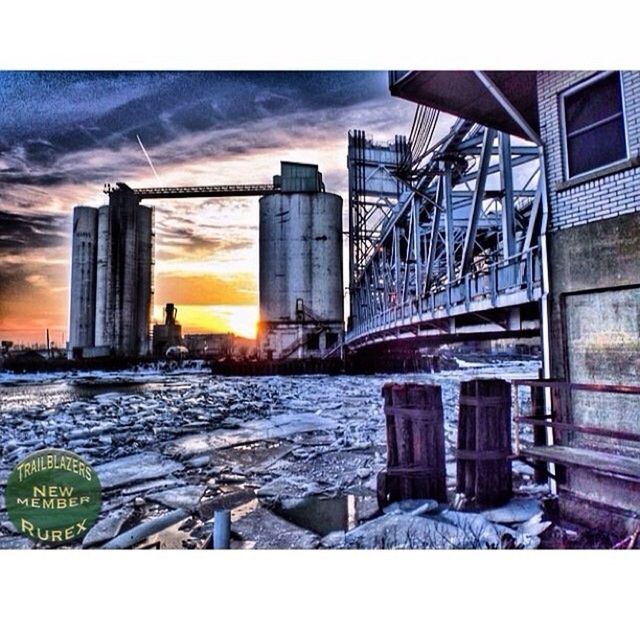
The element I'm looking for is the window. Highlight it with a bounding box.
[325,332,339,349]
[306,333,320,351]
[562,72,627,178]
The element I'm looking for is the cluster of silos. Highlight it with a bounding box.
[68,196,154,359]
[258,162,344,359]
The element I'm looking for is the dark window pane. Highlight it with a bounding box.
[565,73,623,133]
[567,116,626,176]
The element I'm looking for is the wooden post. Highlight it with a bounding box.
[377,383,446,507]
[456,378,512,508]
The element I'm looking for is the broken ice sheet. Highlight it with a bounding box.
[383,499,439,516]
[481,498,542,524]
[255,475,335,499]
[95,452,184,490]
[0,536,34,550]
[147,485,205,511]
[120,478,185,496]
[184,455,211,469]
[83,508,134,547]
[436,509,543,549]
[345,513,464,549]
[436,510,516,547]
[166,413,339,459]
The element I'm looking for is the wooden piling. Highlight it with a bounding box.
[456,378,512,508]
[377,382,446,507]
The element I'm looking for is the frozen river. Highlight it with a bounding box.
[0,359,543,549]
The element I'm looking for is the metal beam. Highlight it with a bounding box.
[424,178,444,291]
[107,183,277,200]
[499,132,516,259]
[454,152,536,185]
[443,166,456,282]
[459,127,496,276]
[473,71,542,145]
[412,196,423,299]
[393,225,401,302]
[522,181,543,254]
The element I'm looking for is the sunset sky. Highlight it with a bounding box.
[0,71,424,346]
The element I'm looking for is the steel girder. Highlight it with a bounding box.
[347,117,543,338]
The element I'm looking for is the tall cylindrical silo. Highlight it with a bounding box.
[134,204,154,356]
[94,204,113,349]
[118,200,138,355]
[68,206,98,357]
[259,191,343,359]
[95,198,153,357]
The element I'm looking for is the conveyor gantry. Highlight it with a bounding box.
[104,182,278,200]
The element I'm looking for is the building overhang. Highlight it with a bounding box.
[389,71,540,143]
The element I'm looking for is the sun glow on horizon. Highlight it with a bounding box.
[153,304,258,339]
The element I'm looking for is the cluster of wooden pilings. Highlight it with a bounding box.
[377,378,513,509]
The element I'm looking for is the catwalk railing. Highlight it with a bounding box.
[347,245,541,343]
[512,379,640,482]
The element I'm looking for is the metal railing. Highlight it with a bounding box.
[511,379,640,483]
[348,246,542,342]
[512,378,640,454]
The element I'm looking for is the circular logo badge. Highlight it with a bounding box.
[5,448,102,545]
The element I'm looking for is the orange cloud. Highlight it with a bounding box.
[154,272,257,307]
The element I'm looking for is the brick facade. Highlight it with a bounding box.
[537,71,640,231]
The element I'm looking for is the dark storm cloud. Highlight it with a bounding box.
[0,211,69,321]
[156,225,254,258]
[155,209,255,261]
[0,210,68,250]
[0,71,389,188]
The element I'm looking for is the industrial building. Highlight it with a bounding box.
[68,187,154,358]
[183,333,255,359]
[345,70,640,534]
[152,303,182,357]
[258,162,344,360]
[68,206,98,355]
[69,161,344,362]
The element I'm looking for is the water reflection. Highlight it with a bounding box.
[272,494,378,536]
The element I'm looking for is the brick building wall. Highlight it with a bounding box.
[538,71,640,533]
[537,70,640,231]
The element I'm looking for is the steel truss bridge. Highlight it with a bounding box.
[345,113,545,354]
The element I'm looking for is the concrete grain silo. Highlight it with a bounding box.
[68,206,98,357]
[94,190,153,357]
[135,204,154,356]
[94,204,113,351]
[258,163,344,359]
